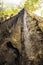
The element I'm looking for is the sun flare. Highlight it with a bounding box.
[3,0,26,7]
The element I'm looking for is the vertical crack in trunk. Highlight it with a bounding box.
[23,10,32,58]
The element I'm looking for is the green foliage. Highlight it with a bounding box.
[31,0,38,4]
[25,0,39,11]
[0,7,20,17]
[0,0,40,19]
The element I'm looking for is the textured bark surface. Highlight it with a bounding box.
[0,8,43,65]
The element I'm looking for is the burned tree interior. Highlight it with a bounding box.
[0,8,43,65]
